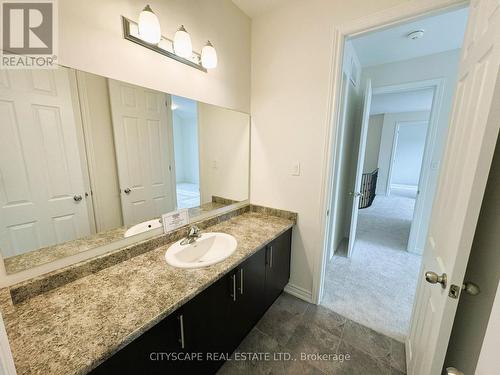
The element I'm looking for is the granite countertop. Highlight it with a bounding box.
[3,227,128,274]
[0,212,294,375]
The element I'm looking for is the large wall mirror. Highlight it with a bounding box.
[0,67,250,275]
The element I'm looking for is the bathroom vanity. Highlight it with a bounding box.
[0,206,295,375]
[91,227,291,375]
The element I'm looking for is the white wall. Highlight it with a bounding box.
[0,313,16,375]
[59,0,251,113]
[173,113,200,184]
[363,114,384,173]
[391,121,427,187]
[251,0,416,298]
[376,112,429,193]
[365,51,460,194]
[198,103,250,203]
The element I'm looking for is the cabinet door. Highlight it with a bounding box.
[232,247,267,344]
[265,229,292,306]
[90,311,185,374]
[182,272,234,374]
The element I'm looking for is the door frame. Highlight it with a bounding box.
[386,120,428,196]
[386,121,401,196]
[315,0,468,305]
[372,79,446,256]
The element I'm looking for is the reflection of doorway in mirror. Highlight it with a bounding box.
[171,95,201,209]
[108,80,176,227]
[0,68,92,257]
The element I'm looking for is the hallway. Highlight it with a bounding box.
[323,195,422,342]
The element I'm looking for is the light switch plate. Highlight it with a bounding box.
[292,161,301,176]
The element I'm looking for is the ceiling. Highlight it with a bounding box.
[351,7,469,67]
[231,0,290,18]
[370,88,434,115]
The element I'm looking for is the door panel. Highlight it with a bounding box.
[182,273,234,374]
[234,248,267,342]
[265,229,292,307]
[407,1,500,374]
[108,80,175,226]
[0,68,90,257]
[347,80,372,256]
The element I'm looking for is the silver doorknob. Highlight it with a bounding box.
[446,367,464,375]
[425,271,447,288]
[124,188,131,194]
[73,195,83,202]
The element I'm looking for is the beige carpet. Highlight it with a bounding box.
[322,195,422,342]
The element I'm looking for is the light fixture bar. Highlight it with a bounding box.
[121,16,207,73]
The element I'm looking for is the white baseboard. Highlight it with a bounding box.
[0,313,16,375]
[284,283,313,303]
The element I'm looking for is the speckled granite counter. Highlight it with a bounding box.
[0,211,294,375]
[4,226,128,274]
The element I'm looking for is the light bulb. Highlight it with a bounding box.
[173,25,193,58]
[138,5,161,44]
[201,41,218,69]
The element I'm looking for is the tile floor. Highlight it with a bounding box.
[217,293,406,375]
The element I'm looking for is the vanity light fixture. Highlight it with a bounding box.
[122,7,218,72]
[201,41,218,69]
[137,5,161,44]
[173,25,193,58]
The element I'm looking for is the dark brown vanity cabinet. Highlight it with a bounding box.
[90,228,292,375]
[265,229,292,307]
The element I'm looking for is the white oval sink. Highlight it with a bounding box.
[124,219,162,238]
[165,232,237,268]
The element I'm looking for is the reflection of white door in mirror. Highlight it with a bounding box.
[108,80,176,226]
[0,68,91,257]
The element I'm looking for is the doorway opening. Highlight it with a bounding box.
[171,95,201,209]
[321,6,468,343]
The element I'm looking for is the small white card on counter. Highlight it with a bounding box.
[162,209,189,233]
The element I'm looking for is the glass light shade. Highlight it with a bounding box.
[173,25,193,58]
[138,5,161,44]
[201,41,218,69]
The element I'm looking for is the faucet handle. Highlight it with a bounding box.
[188,225,200,237]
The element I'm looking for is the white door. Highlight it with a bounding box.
[0,68,91,257]
[108,80,175,226]
[347,79,372,256]
[407,1,500,374]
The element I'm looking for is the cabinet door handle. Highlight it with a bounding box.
[178,314,185,349]
[239,269,244,295]
[231,274,236,302]
[269,245,273,268]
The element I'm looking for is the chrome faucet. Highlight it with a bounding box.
[180,225,201,245]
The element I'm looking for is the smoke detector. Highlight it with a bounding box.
[407,30,425,40]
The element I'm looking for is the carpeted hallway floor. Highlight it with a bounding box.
[322,195,422,342]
